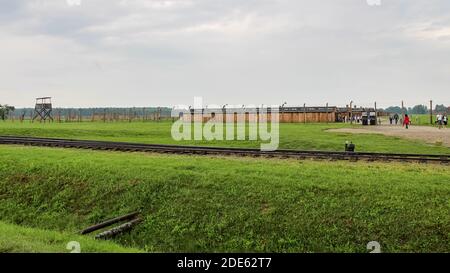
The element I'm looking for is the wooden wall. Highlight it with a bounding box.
[181,111,336,123]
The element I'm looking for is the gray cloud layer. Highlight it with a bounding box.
[1,0,449,108]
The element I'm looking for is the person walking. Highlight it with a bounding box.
[444,115,448,127]
[394,113,399,125]
[437,114,443,129]
[403,114,410,129]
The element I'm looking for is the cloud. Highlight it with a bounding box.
[404,22,450,42]
[1,0,449,108]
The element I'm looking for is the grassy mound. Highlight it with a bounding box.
[0,145,449,252]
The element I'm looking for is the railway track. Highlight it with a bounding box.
[0,136,449,164]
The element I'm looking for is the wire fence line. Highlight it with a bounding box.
[3,102,449,124]
[6,107,173,123]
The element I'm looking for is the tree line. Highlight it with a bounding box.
[384,104,448,115]
[0,106,175,121]
[0,104,15,120]
[10,107,171,117]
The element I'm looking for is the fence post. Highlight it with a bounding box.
[429,100,433,125]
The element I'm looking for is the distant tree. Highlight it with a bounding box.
[385,106,402,114]
[435,104,448,113]
[410,104,428,114]
[0,104,15,120]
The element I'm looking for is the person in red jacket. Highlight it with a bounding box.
[403,114,410,129]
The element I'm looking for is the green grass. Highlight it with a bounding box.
[408,114,436,126]
[0,120,448,154]
[0,145,449,253]
[0,221,142,253]
[383,114,438,126]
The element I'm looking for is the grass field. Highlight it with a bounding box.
[0,221,142,253]
[381,114,440,126]
[0,121,448,154]
[1,145,449,253]
[407,114,439,126]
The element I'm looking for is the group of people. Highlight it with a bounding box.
[436,114,448,129]
[390,113,411,129]
[389,113,448,129]
[389,113,408,128]
[389,114,400,125]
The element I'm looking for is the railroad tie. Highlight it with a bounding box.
[0,136,448,164]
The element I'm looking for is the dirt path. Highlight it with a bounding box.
[328,125,450,147]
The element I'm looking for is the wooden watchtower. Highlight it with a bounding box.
[33,97,53,122]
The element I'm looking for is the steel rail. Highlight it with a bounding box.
[0,136,448,163]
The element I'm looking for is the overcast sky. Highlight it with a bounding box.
[0,0,449,108]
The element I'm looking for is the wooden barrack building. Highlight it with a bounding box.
[178,105,382,123]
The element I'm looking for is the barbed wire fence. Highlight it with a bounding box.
[6,107,174,123]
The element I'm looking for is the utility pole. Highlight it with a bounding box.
[430,100,433,125]
[326,102,329,124]
[401,100,404,118]
[374,101,377,125]
[303,103,306,124]
[350,101,353,124]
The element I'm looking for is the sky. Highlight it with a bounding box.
[0,0,449,108]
